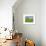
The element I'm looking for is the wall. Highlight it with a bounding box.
[41,0,46,46]
[0,0,17,30]
[13,0,41,46]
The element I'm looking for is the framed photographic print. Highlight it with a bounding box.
[23,14,35,24]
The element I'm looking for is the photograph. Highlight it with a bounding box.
[23,14,35,24]
[0,0,46,46]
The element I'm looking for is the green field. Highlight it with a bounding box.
[25,18,33,22]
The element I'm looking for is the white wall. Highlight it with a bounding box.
[13,0,41,46]
[0,0,17,30]
[41,0,46,46]
[13,0,46,46]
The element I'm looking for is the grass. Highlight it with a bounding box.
[25,18,33,22]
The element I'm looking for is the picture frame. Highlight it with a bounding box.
[23,14,35,24]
